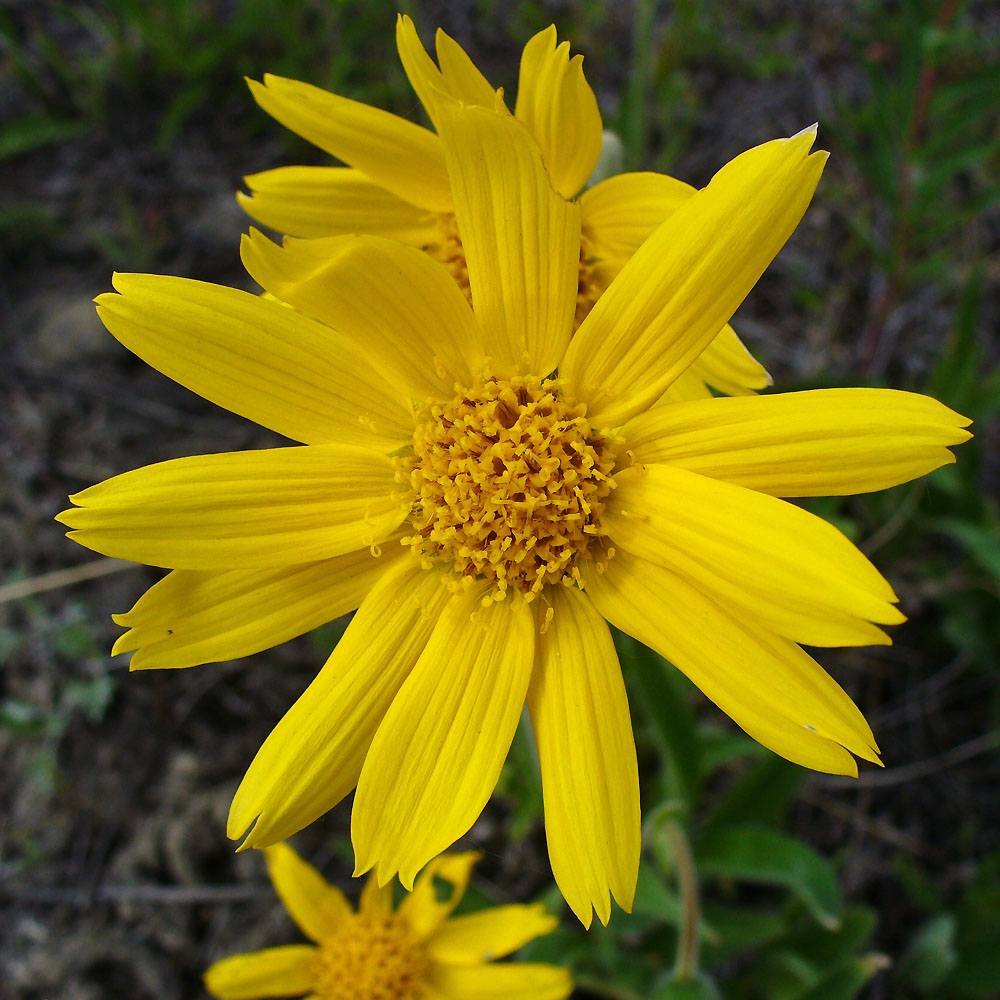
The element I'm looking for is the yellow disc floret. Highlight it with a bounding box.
[313,911,427,1000]
[423,213,471,304]
[401,374,616,603]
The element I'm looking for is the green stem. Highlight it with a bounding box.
[622,0,658,170]
[857,0,963,374]
[666,820,701,982]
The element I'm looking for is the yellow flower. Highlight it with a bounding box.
[239,14,770,402]
[204,845,571,1000]
[57,103,971,926]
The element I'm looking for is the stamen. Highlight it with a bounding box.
[312,911,427,1000]
[424,213,612,329]
[402,374,617,601]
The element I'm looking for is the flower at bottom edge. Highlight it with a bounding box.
[203,844,572,1000]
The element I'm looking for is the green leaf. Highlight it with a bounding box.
[927,266,985,414]
[632,856,684,922]
[698,726,769,773]
[651,973,723,1000]
[702,756,804,834]
[935,516,1000,583]
[0,698,47,734]
[945,875,1000,997]
[898,914,958,992]
[494,710,544,841]
[696,825,842,930]
[700,902,787,964]
[782,904,877,964]
[615,632,701,812]
[0,115,88,160]
[794,954,889,1000]
[62,675,115,724]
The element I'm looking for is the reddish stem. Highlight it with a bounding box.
[856,0,962,375]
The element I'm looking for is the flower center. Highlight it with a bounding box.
[424,213,471,303]
[576,227,609,329]
[313,912,428,1000]
[425,213,608,330]
[401,375,616,603]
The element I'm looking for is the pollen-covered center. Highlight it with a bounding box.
[425,212,608,330]
[401,375,616,602]
[313,912,427,1000]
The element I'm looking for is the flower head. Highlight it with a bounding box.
[240,15,770,400]
[58,101,970,926]
[204,845,570,1000]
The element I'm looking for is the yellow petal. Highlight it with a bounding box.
[395,15,498,128]
[239,166,438,242]
[429,903,557,963]
[399,852,480,939]
[352,584,535,890]
[113,542,403,670]
[432,99,581,378]
[394,15,451,123]
[527,587,639,928]
[606,463,903,647]
[583,551,879,773]
[57,445,405,570]
[96,273,413,450]
[228,558,451,849]
[654,367,715,404]
[580,173,771,400]
[247,74,451,212]
[514,25,602,199]
[359,871,394,916]
[264,843,352,942]
[434,27,498,104]
[428,961,573,1000]
[684,324,772,397]
[203,946,317,1000]
[241,230,484,402]
[562,129,828,425]
[625,388,973,496]
[580,170,695,257]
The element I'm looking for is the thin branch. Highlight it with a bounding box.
[0,881,273,906]
[0,558,135,605]
[818,731,999,788]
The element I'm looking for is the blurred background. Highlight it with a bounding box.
[1,1,998,997]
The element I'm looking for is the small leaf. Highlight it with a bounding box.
[0,116,88,160]
[651,972,723,1000]
[615,631,701,812]
[935,517,1000,583]
[702,756,804,833]
[898,914,958,991]
[696,825,842,930]
[794,954,889,1000]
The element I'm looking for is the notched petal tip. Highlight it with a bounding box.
[790,121,820,142]
[110,630,139,660]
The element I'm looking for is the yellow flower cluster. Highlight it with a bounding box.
[204,847,569,1000]
[57,15,971,998]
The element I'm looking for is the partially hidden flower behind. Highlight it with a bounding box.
[204,845,571,1000]
[239,14,769,402]
[57,104,972,926]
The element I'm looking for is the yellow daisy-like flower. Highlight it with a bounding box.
[204,846,571,1000]
[239,14,770,402]
[57,102,971,926]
